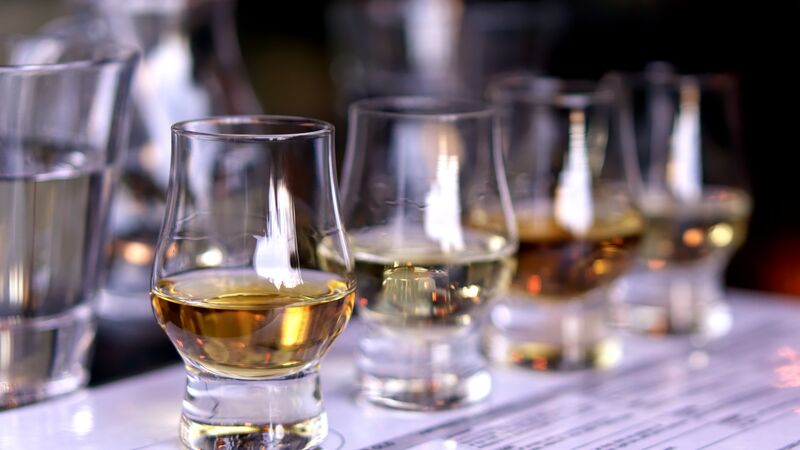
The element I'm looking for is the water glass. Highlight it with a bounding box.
[0,35,137,408]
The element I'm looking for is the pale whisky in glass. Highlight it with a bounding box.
[341,97,517,409]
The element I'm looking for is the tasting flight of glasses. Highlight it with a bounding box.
[1,25,752,449]
[147,69,747,449]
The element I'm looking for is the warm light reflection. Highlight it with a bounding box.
[526,275,542,294]
[647,259,667,270]
[593,259,609,275]
[460,285,480,299]
[682,228,705,247]
[281,306,310,347]
[532,357,548,371]
[197,247,223,267]
[775,346,800,389]
[709,223,734,247]
[121,241,154,266]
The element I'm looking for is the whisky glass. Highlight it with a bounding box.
[151,116,355,449]
[613,64,750,338]
[342,97,517,410]
[484,74,644,370]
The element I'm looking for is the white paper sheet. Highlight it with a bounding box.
[2,291,800,450]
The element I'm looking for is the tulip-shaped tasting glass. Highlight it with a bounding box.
[151,116,355,449]
[341,97,517,410]
[484,75,644,370]
[614,64,751,338]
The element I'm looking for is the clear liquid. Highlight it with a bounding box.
[0,140,111,406]
[350,227,515,336]
[152,268,355,379]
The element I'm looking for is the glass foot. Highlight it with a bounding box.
[357,326,491,410]
[0,304,94,408]
[612,266,732,339]
[180,414,326,450]
[358,368,491,411]
[179,365,326,450]
[484,296,620,371]
[483,328,621,371]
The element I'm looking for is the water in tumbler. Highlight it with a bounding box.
[0,139,112,406]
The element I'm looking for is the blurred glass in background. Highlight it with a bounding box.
[612,63,750,340]
[328,0,566,104]
[484,74,643,370]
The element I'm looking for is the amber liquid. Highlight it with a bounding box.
[473,199,644,301]
[515,212,642,300]
[638,188,750,266]
[151,268,354,379]
[350,228,515,334]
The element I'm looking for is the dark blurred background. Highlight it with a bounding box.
[1,0,795,382]
[233,0,794,295]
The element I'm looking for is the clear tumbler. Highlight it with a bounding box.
[0,35,137,407]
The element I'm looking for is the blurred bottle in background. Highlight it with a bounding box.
[327,0,567,106]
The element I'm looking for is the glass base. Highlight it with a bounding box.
[0,304,94,408]
[357,327,490,410]
[180,365,325,450]
[358,368,491,411]
[483,294,621,371]
[180,413,327,450]
[612,265,732,339]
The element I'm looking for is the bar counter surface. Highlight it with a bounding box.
[2,290,800,449]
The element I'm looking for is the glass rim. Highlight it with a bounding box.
[643,72,737,91]
[487,73,614,106]
[87,0,228,13]
[608,64,738,90]
[172,115,335,142]
[350,96,495,121]
[0,34,139,74]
